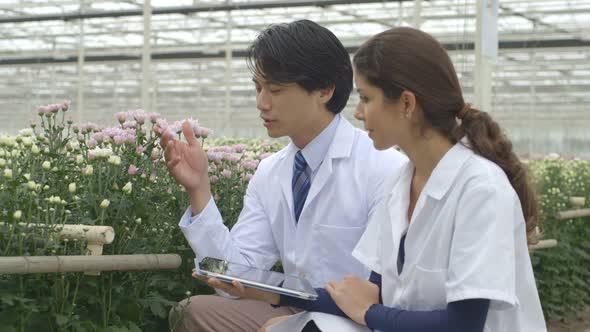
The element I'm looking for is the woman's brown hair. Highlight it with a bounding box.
[354,27,538,244]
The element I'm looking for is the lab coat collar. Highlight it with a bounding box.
[277,117,356,221]
[421,138,474,200]
[278,116,355,162]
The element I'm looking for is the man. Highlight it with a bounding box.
[160,20,406,332]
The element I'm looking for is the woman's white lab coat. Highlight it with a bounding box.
[352,140,547,332]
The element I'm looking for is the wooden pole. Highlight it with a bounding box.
[1,223,114,244]
[555,208,590,220]
[0,254,181,274]
[529,239,558,251]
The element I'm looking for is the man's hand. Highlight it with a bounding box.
[155,121,211,213]
[192,270,281,305]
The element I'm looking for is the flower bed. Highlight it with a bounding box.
[0,102,588,330]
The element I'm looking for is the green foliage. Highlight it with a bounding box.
[529,157,590,321]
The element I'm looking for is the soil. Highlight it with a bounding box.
[548,306,590,332]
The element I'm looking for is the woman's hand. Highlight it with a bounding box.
[192,270,280,305]
[325,275,380,325]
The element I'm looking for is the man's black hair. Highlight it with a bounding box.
[246,19,353,114]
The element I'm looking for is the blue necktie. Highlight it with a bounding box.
[292,151,311,222]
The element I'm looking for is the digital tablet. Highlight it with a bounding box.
[195,257,318,300]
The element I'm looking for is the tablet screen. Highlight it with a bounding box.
[196,257,317,299]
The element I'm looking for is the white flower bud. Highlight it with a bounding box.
[122,182,132,194]
[27,181,36,191]
[107,155,121,166]
[100,199,110,209]
[42,161,51,170]
[68,183,76,193]
[83,165,94,176]
[21,137,33,147]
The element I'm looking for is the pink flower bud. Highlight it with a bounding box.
[113,135,126,145]
[149,112,161,124]
[122,120,137,129]
[115,112,127,124]
[128,164,139,175]
[232,144,247,153]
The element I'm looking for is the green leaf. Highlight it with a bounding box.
[0,326,17,332]
[117,300,141,322]
[149,301,167,319]
[126,321,142,332]
[55,313,69,327]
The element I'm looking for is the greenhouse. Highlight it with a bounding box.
[0,0,589,331]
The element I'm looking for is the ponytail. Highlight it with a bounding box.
[453,105,539,244]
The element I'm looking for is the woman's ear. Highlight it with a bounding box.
[401,90,417,119]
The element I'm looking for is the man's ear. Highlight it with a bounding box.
[318,85,335,105]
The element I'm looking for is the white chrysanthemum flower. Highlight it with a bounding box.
[21,137,33,147]
[19,128,34,137]
[83,165,94,176]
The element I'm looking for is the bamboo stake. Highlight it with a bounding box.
[529,239,558,251]
[555,208,590,220]
[0,254,181,274]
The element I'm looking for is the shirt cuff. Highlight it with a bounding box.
[178,197,215,227]
[364,303,387,331]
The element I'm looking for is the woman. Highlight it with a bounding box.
[200,27,547,332]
